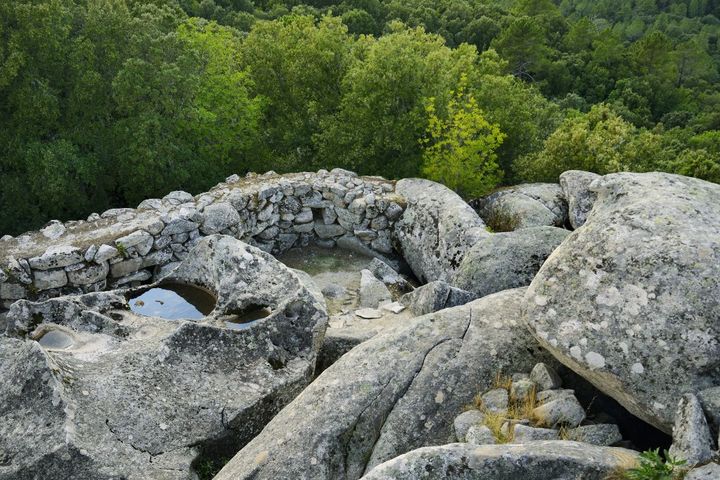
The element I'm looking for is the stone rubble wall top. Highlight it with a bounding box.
[0,168,405,307]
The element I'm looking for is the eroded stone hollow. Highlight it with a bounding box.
[128,282,217,320]
[0,235,328,480]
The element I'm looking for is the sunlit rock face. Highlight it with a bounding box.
[0,235,327,480]
[361,441,639,480]
[471,183,568,231]
[393,178,488,283]
[525,172,720,433]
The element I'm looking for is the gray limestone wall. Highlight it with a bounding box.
[0,169,405,308]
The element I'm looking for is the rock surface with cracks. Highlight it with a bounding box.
[215,288,555,480]
[525,172,720,433]
[0,235,328,480]
[560,170,600,229]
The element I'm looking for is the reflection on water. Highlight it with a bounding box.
[38,330,75,349]
[129,283,216,320]
[225,305,273,330]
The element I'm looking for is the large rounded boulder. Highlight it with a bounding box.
[524,172,720,433]
[0,235,328,480]
[393,178,488,283]
[472,183,568,231]
[452,226,570,298]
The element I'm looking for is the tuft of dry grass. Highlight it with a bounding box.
[482,411,513,443]
[474,372,544,442]
[472,392,484,410]
[485,209,522,233]
[466,370,570,444]
[509,385,538,422]
[492,372,513,391]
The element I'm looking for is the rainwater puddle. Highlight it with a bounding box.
[224,305,273,330]
[129,283,216,320]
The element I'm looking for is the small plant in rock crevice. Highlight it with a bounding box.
[617,449,687,480]
[492,372,513,391]
[484,209,521,233]
[509,385,538,421]
[194,456,231,480]
[557,425,571,440]
[483,410,513,443]
[116,243,129,259]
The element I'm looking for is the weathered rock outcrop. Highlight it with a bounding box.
[452,226,569,298]
[669,394,715,466]
[560,170,600,229]
[698,386,720,437]
[686,463,720,480]
[399,280,474,316]
[472,183,568,231]
[525,172,720,433]
[359,269,392,308]
[393,178,488,283]
[215,288,554,480]
[361,441,639,479]
[0,236,328,480]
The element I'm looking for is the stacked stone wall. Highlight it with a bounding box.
[0,169,405,307]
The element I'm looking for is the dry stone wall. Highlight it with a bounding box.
[0,169,405,308]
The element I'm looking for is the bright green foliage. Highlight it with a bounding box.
[662,149,720,184]
[0,0,262,233]
[469,50,563,182]
[421,77,505,198]
[177,19,263,179]
[624,449,686,480]
[518,101,720,184]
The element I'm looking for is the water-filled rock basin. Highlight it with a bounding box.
[128,282,216,320]
[225,304,273,330]
[278,246,374,315]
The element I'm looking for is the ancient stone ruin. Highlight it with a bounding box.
[1,169,719,480]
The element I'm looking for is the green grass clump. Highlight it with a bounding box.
[116,243,129,258]
[621,449,686,480]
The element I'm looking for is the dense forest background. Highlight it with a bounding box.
[2,0,720,234]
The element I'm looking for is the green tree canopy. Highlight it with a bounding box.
[239,15,354,170]
[316,22,478,178]
[421,76,505,197]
